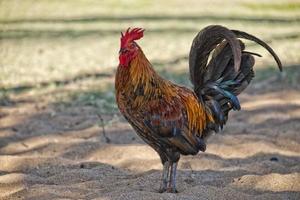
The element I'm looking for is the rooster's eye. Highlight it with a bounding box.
[119,48,129,54]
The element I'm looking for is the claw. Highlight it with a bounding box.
[166,187,178,193]
[158,187,167,193]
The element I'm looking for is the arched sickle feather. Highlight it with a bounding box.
[189,25,242,88]
[218,28,242,72]
[232,30,283,71]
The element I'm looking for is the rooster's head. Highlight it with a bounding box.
[119,28,144,68]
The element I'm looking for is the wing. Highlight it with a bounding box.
[140,88,208,155]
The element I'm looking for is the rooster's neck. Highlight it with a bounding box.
[115,49,168,97]
[125,49,159,85]
[130,49,156,75]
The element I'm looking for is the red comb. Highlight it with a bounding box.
[120,28,144,48]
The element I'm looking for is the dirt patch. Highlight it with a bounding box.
[0,83,299,200]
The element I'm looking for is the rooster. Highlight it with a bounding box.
[115,25,282,193]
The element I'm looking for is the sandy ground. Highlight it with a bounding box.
[0,83,300,200]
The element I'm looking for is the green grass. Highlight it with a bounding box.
[68,88,117,114]
[244,2,300,11]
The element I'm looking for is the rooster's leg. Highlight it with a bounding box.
[159,161,170,193]
[167,162,178,193]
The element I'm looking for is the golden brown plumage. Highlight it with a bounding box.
[115,26,282,193]
[116,49,213,137]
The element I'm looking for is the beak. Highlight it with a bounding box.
[119,48,125,54]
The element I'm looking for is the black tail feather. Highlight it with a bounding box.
[231,30,283,71]
[189,25,282,135]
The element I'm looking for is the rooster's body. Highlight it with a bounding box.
[115,26,282,193]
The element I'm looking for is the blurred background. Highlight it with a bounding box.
[1,0,299,109]
[0,0,300,199]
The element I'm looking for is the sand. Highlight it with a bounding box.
[1,86,300,200]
